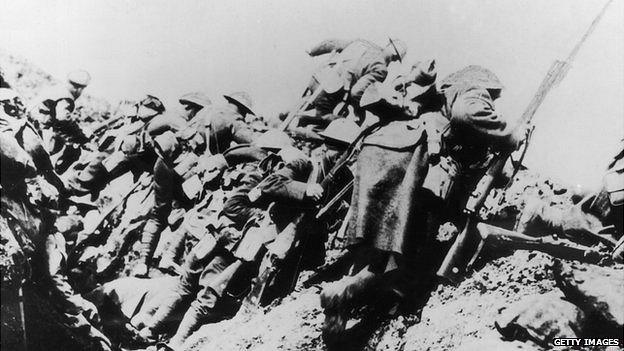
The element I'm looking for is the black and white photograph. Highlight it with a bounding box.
[1,0,623,350]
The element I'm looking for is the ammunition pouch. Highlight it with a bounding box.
[101,151,127,173]
[233,214,278,262]
[181,174,203,201]
[422,156,460,201]
[173,153,199,180]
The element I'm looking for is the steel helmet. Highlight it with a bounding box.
[224,91,254,116]
[253,129,293,150]
[153,130,180,160]
[67,70,91,87]
[439,65,503,91]
[179,92,212,108]
[318,119,360,145]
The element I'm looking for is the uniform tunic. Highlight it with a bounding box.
[346,83,514,258]
[308,39,390,119]
[190,105,260,155]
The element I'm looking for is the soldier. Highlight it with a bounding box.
[132,131,195,277]
[2,88,111,350]
[299,38,407,127]
[133,145,316,349]
[516,139,623,259]
[319,62,523,344]
[154,142,274,274]
[26,70,92,172]
[1,88,66,201]
[250,118,362,306]
[131,92,260,276]
[35,215,113,350]
[147,91,212,137]
[66,69,91,100]
[67,94,166,198]
[28,69,91,128]
[152,130,292,270]
[178,92,212,120]
[188,91,261,155]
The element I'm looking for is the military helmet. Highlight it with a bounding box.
[139,94,166,114]
[404,59,437,99]
[439,65,503,91]
[318,119,360,146]
[67,70,91,87]
[253,129,293,150]
[224,91,254,116]
[179,92,212,108]
[153,130,180,161]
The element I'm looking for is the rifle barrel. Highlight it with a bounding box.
[520,0,613,126]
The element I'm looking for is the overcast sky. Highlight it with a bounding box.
[1,0,622,189]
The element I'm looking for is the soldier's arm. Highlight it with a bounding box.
[231,120,262,145]
[351,61,388,103]
[256,165,316,205]
[222,172,265,226]
[258,174,308,203]
[450,87,517,147]
[147,113,187,136]
[307,39,352,56]
[20,126,66,192]
[0,133,37,179]
[222,146,268,166]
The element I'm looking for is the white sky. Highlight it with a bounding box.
[1,0,623,190]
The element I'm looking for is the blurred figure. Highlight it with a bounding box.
[300,37,407,127]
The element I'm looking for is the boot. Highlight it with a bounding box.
[320,266,378,345]
[167,291,221,350]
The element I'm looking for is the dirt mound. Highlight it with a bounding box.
[182,252,557,351]
[185,288,325,351]
[402,251,555,351]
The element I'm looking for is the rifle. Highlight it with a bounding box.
[278,87,325,132]
[613,235,624,262]
[240,161,322,310]
[316,179,354,219]
[436,0,613,283]
[87,100,126,137]
[241,123,379,310]
[468,223,606,267]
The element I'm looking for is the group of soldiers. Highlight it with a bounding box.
[1,36,621,351]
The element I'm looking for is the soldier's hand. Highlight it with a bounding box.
[306,183,324,202]
[68,296,101,325]
[506,123,531,151]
